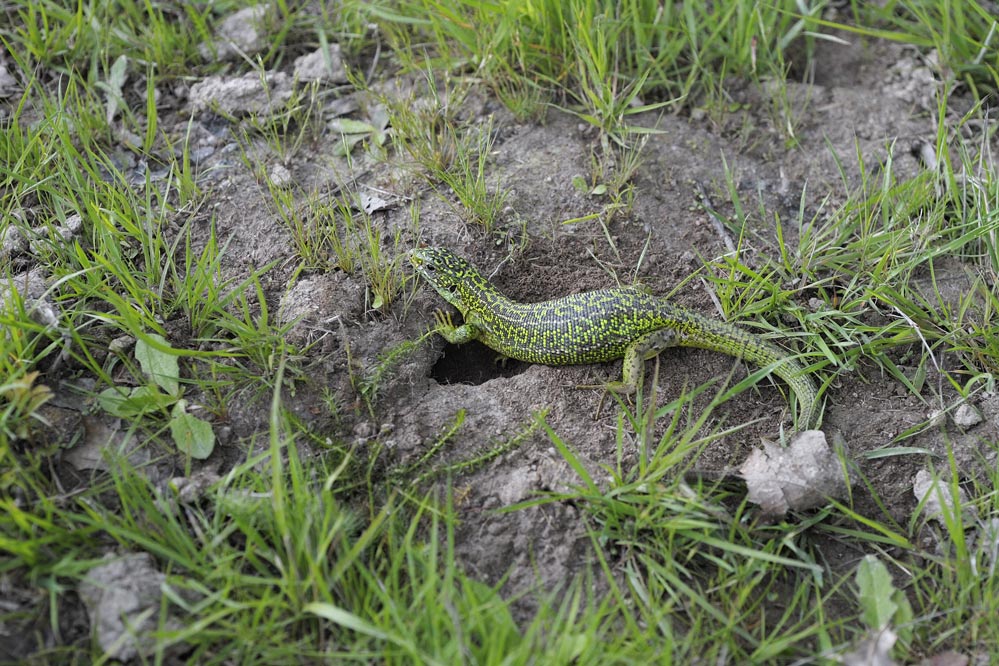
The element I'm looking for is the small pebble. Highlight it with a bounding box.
[269,164,293,189]
[293,44,348,84]
[927,409,946,427]
[952,403,982,428]
[352,421,374,439]
[0,225,26,260]
[63,213,83,233]
[189,146,216,164]
[109,335,136,354]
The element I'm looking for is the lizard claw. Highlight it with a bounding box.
[574,380,635,419]
[433,309,455,332]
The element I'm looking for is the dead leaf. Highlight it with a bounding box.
[356,190,392,214]
[171,469,222,503]
[740,430,847,518]
[840,628,897,666]
[78,553,182,661]
[64,417,143,472]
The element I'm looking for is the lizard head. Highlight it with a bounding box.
[409,247,477,310]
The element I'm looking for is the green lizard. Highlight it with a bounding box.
[410,247,819,430]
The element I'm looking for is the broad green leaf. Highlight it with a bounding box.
[97,387,134,416]
[98,385,174,417]
[129,385,176,411]
[136,333,180,396]
[329,118,378,134]
[170,401,215,459]
[332,133,367,156]
[856,555,898,630]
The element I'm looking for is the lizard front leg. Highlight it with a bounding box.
[432,309,480,344]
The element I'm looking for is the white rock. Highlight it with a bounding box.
[294,44,349,84]
[0,225,26,260]
[108,335,135,354]
[0,61,18,97]
[190,71,292,117]
[63,213,83,234]
[269,163,293,189]
[913,468,977,525]
[952,403,982,428]
[202,4,271,61]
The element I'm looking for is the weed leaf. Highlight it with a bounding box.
[170,401,215,459]
[104,54,128,123]
[136,334,180,396]
[856,555,899,630]
[98,385,174,417]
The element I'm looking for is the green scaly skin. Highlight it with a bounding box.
[410,247,819,430]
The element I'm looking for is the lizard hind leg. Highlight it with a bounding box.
[583,328,679,417]
[605,328,680,396]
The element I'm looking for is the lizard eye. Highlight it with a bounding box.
[424,263,436,273]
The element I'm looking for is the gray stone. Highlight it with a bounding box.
[294,45,349,84]
[190,71,292,117]
[952,403,982,428]
[202,4,271,61]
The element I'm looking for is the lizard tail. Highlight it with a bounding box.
[677,311,819,430]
